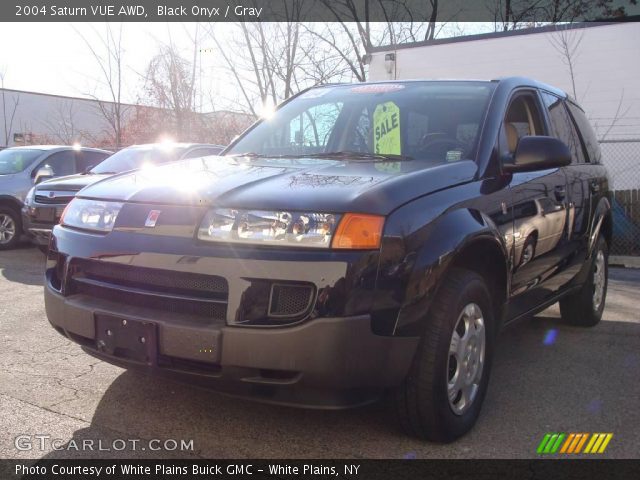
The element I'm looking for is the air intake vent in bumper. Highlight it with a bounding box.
[268,283,315,318]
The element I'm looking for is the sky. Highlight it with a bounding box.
[0,22,234,110]
[0,22,496,113]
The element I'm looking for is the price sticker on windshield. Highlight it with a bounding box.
[373,101,401,155]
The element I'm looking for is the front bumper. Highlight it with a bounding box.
[45,224,419,408]
[45,283,418,408]
[22,205,59,245]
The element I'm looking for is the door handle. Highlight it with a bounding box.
[554,185,566,201]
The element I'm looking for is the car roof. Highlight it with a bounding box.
[306,77,568,100]
[123,143,224,150]
[4,145,112,153]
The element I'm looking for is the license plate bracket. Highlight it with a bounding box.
[95,315,157,365]
[37,208,55,222]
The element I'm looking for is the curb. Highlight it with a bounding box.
[610,255,640,269]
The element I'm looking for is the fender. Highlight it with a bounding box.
[372,202,509,337]
[588,196,612,257]
[0,194,24,210]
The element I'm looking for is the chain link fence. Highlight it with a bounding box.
[600,140,640,256]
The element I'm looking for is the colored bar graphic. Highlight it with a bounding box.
[560,433,575,453]
[574,433,589,453]
[598,434,613,453]
[537,433,552,454]
[584,433,599,453]
[584,433,614,454]
[538,433,613,454]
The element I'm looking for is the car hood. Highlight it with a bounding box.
[36,173,112,192]
[77,156,478,215]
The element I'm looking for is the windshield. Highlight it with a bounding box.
[90,145,186,174]
[0,149,43,175]
[226,82,495,166]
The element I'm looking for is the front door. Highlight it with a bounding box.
[500,90,572,320]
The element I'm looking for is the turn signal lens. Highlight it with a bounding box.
[332,213,384,250]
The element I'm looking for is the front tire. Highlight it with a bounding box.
[393,268,495,442]
[0,207,21,250]
[520,233,536,266]
[559,235,608,327]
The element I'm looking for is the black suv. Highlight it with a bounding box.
[45,78,611,442]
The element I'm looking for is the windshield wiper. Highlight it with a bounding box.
[303,151,413,161]
[230,151,413,161]
[229,152,302,159]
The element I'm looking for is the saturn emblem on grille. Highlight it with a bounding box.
[48,191,56,198]
[145,210,161,227]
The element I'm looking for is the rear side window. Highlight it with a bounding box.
[77,151,110,172]
[38,150,75,177]
[182,147,223,159]
[566,102,602,164]
[541,92,586,164]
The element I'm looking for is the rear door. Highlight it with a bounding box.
[502,89,572,319]
[540,92,601,283]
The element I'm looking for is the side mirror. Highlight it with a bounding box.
[34,166,54,184]
[502,136,571,173]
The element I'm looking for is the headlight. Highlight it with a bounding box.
[198,209,384,249]
[61,198,123,233]
[198,209,338,248]
[24,187,36,206]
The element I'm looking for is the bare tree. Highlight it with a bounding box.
[548,24,585,99]
[0,68,20,146]
[76,24,129,149]
[41,99,84,144]
[205,14,309,116]
[593,90,632,141]
[143,42,201,140]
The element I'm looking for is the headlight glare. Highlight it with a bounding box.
[61,198,123,232]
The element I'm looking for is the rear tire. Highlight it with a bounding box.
[559,235,608,327]
[393,268,495,442]
[0,207,21,250]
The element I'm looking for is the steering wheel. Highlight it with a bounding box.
[418,133,467,159]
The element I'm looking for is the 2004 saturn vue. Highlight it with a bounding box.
[45,78,612,441]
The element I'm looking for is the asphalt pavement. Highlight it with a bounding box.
[1,245,638,459]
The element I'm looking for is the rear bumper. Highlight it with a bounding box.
[45,282,418,408]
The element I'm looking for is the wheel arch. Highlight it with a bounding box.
[0,195,23,213]
[590,196,612,256]
[379,207,510,337]
[449,237,509,329]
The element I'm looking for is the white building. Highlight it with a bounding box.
[0,88,115,147]
[368,22,640,189]
[0,88,252,149]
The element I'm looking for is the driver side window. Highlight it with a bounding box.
[34,150,75,178]
[503,93,545,158]
[265,102,343,155]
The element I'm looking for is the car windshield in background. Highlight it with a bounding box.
[227,81,495,166]
[90,145,185,174]
[0,149,43,174]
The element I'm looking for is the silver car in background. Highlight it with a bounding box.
[0,145,112,249]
